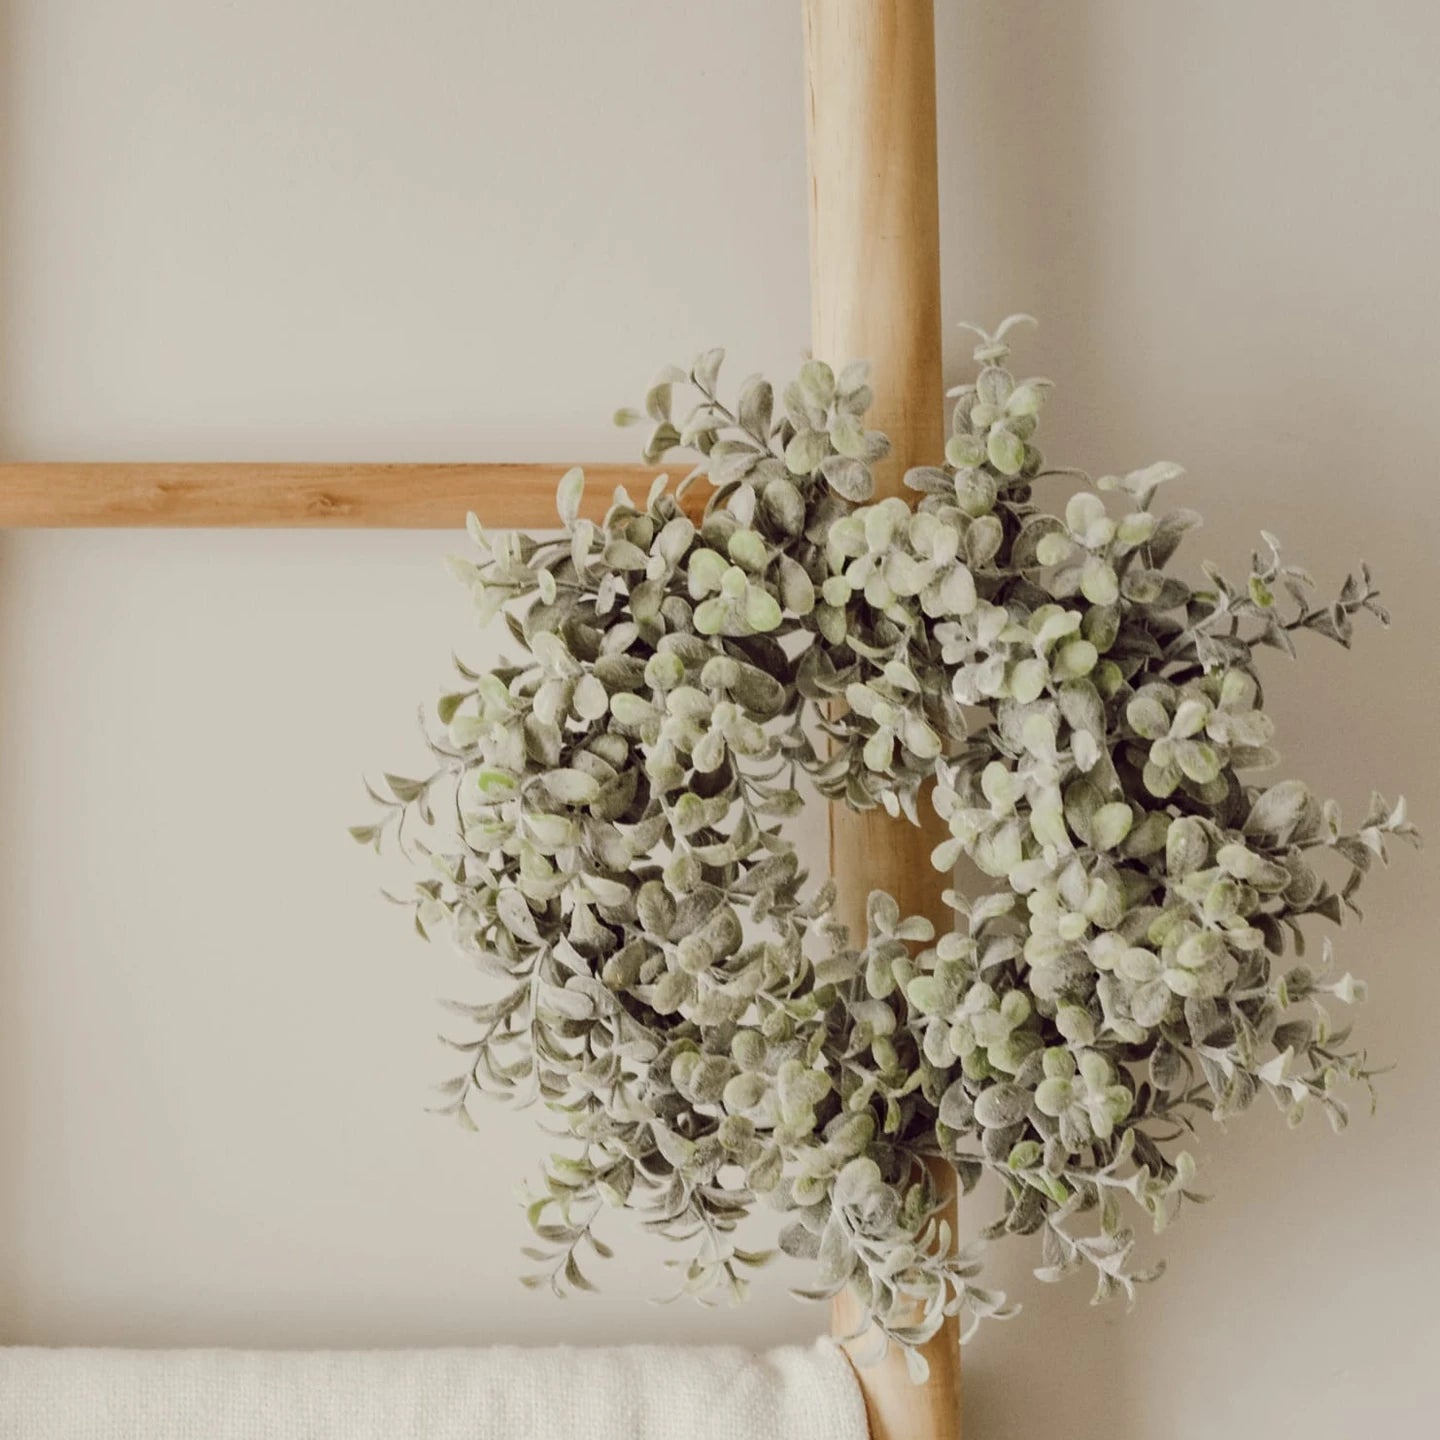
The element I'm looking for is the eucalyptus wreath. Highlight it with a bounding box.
[357,317,1415,1378]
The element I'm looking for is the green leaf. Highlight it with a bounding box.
[1243,779,1314,843]
[1091,802,1134,851]
[828,411,867,458]
[1127,694,1170,740]
[761,477,806,536]
[556,467,585,527]
[1080,557,1119,606]
[818,455,873,502]
[974,1083,1030,1128]
[785,428,830,476]
[727,528,769,572]
[738,377,773,438]
[610,692,656,727]
[540,769,602,806]
[986,427,1025,476]
[798,358,836,410]
[496,887,540,942]
[693,347,725,394]
[694,597,730,635]
[384,773,426,803]
[573,673,609,721]
[744,587,782,633]
[475,768,519,801]
[778,555,815,615]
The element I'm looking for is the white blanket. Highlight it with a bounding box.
[0,1342,867,1440]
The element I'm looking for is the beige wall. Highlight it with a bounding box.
[1,2,1435,1434]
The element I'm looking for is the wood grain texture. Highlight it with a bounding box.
[0,462,695,529]
[803,3,959,1438]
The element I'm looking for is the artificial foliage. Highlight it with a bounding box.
[358,317,1415,1377]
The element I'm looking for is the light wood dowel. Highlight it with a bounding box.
[802,3,959,1438]
[0,462,691,530]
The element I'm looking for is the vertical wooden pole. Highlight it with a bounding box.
[802,3,960,1438]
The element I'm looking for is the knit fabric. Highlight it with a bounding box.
[0,1341,867,1440]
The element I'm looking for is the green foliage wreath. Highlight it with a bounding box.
[359,317,1415,1376]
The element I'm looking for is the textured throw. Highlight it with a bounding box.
[0,1341,867,1440]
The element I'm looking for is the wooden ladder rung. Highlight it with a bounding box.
[0,462,689,530]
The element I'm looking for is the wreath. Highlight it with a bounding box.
[357,317,1414,1376]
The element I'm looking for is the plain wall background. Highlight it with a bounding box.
[1,2,1436,1435]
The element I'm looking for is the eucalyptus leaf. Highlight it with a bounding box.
[361,317,1411,1379]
